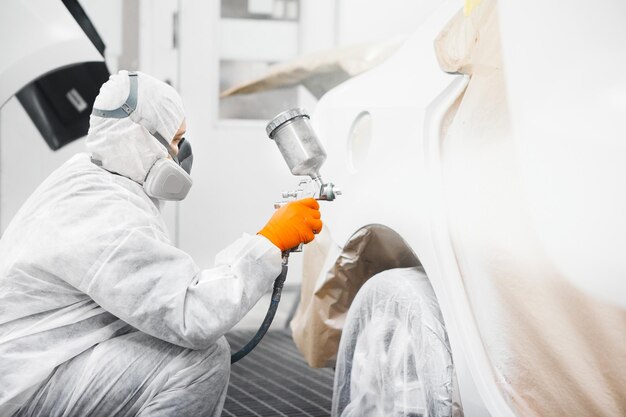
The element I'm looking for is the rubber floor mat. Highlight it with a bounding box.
[223,330,334,417]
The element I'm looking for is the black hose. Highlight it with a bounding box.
[231,255,289,364]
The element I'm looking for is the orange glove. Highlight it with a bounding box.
[258,198,323,251]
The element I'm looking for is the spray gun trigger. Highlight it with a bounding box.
[282,191,298,199]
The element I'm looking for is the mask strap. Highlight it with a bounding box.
[92,72,139,119]
[91,72,179,163]
[152,131,179,164]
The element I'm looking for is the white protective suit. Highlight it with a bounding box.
[0,71,282,416]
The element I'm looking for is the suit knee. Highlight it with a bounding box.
[213,337,230,370]
[201,336,230,381]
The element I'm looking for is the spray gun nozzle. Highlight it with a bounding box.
[319,182,340,201]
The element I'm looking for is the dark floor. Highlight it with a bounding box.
[224,330,334,417]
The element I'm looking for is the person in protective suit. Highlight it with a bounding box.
[0,70,322,417]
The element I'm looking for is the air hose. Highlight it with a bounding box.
[231,253,290,364]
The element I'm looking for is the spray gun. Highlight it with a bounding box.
[267,108,341,203]
[231,108,340,364]
[266,108,341,251]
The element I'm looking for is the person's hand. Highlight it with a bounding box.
[258,198,323,251]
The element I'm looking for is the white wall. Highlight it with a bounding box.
[80,0,123,71]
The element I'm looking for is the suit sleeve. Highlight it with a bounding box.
[81,227,282,349]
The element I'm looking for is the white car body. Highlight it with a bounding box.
[0,0,102,107]
[312,0,626,416]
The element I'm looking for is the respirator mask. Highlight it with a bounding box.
[142,135,193,201]
[91,72,193,201]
